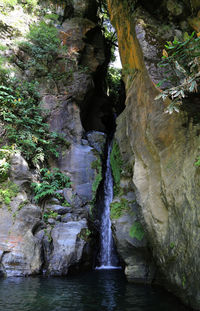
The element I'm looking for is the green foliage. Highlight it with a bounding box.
[155,32,200,114]
[18,200,29,210]
[0,84,69,167]
[43,210,58,223]
[19,0,38,12]
[110,140,123,195]
[110,198,131,219]
[44,13,59,22]
[61,199,71,207]
[0,145,14,182]
[0,0,18,8]
[107,67,122,106]
[79,228,91,241]
[12,199,29,221]
[91,157,103,202]
[19,20,68,80]
[0,0,38,12]
[170,242,175,249]
[97,0,117,62]
[182,275,186,287]
[129,221,145,241]
[44,228,52,242]
[195,156,200,167]
[32,168,71,203]
[0,180,19,207]
[0,55,10,84]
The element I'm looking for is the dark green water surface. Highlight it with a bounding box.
[0,270,190,311]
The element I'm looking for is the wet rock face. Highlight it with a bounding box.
[108,0,200,309]
[110,112,155,283]
[111,195,155,283]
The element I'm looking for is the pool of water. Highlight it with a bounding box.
[0,270,190,311]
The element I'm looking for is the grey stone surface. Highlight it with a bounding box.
[86,131,107,154]
[10,153,32,188]
[45,204,72,215]
[47,219,88,275]
[0,200,43,277]
[61,213,73,223]
[111,192,154,283]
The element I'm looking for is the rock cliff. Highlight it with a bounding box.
[108,0,200,309]
[1,0,200,309]
[0,0,111,277]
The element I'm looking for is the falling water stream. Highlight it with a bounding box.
[97,139,119,269]
[0,139,190,311]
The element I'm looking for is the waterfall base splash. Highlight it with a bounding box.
[95,265,122,270]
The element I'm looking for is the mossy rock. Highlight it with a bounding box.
[91,156,102,203]
[129,221,145,241]
[110,140,123,196]
[110,197,131,219]
[0,180,19,207]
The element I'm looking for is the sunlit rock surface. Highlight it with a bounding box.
[108,0,200,309]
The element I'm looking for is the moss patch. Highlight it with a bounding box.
[0,180,19,208]
[78,228,91,242]
[91,157,102,202]
[129,221,145,241]
[110,140,123,196]
[110,198,131,219]
[0,146,14,182]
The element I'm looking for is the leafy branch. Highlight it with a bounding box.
[155,32,200,114]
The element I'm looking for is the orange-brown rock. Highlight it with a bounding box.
[108,0,200,309]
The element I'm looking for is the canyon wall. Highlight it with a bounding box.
[0,0,111,276]
[108,0,200,309]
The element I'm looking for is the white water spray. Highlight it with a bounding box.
[97,141,120,269]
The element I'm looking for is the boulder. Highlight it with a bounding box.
[0,200,43,277]
[86,131,107,154]
[46,219,89,275]
[10,153,32,188]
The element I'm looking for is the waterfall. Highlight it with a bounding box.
[97,140,120,269]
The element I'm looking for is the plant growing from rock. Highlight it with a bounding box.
[0,180,19,208]
[107,67,122,109]
[129,221,144,241]
[110,140,123,196]
[18,19,71,82]
[91,157,103,203]
[43,210,58,223]
[0,145,14,182]
[32,168,71,203]
[110,198,131,219]
[155,32,200,113]
[0,83,69,167]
